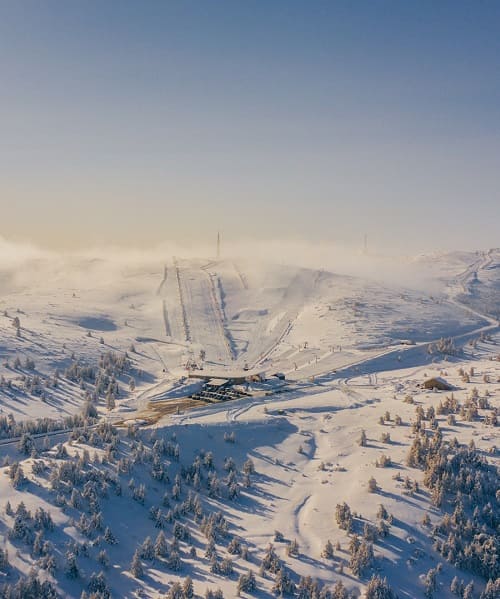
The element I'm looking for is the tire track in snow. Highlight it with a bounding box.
[293,493,312,539]
[225,397,262,422]
[289,429,322,555]
[453,249,495,299]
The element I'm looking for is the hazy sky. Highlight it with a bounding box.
[1,1,499,252]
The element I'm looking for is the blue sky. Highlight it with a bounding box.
[1,1,499,251]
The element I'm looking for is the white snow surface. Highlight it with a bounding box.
[1,250,497,420]
[0,248,498,597]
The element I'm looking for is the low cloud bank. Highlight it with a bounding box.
[0,235,476,293]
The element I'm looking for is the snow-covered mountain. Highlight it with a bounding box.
[0,248,498,598]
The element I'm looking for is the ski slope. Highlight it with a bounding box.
[0,248,498,422]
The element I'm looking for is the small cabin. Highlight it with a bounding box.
[423,377,452,391]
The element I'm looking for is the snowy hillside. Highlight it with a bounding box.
[0,247,498,598]
[454,250,500,320]
[1,250,496,422]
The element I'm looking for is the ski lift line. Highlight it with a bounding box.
[204,269,237,361]
[151,345,170,376]
[200,260,219,271]
[162,299,172,337]
[173,257,191,343]
[248,269,321,369]
[156,265,168,296]
[279,348,333,376]
[233,262,249,290]
[250,316,295,369]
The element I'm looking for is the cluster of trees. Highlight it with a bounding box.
[10,355,35,370]
[3,499,59,580]
[64,350,131,384]
[435,393,460,415]
[0,410,97,442]
[0,572,59,599]
[427,337,459,356]
[348,536,374,576]
[376,454,392,468]
[0,547,9,572]
[479,578,500,599]
[6,501,54,546]
[161,576,200,598]
[257,541,368,597]
[1,419,264,596]
[335,502,353,533]
[237,569,256,595]
[429,388,497,428]
[333,501,394,584]
[0,345,137,420]
[407,427,499,581]
[0,409,422,598]
[64,350,133,409]
[7,462,27,488]
[365,575,398,599]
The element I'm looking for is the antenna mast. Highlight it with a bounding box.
[217,232,221,259]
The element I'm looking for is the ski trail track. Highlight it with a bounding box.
[158,266,172,337]
[155,252,498,387]
[454,249,495,296]
[247,268,321,370]
[233,261,249,290]
[161,300,172,337]
[176,261,233,365]
[204,268,237,361]
[173,257,191,343]
[159,259,188,343]
[156,265,168,296]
